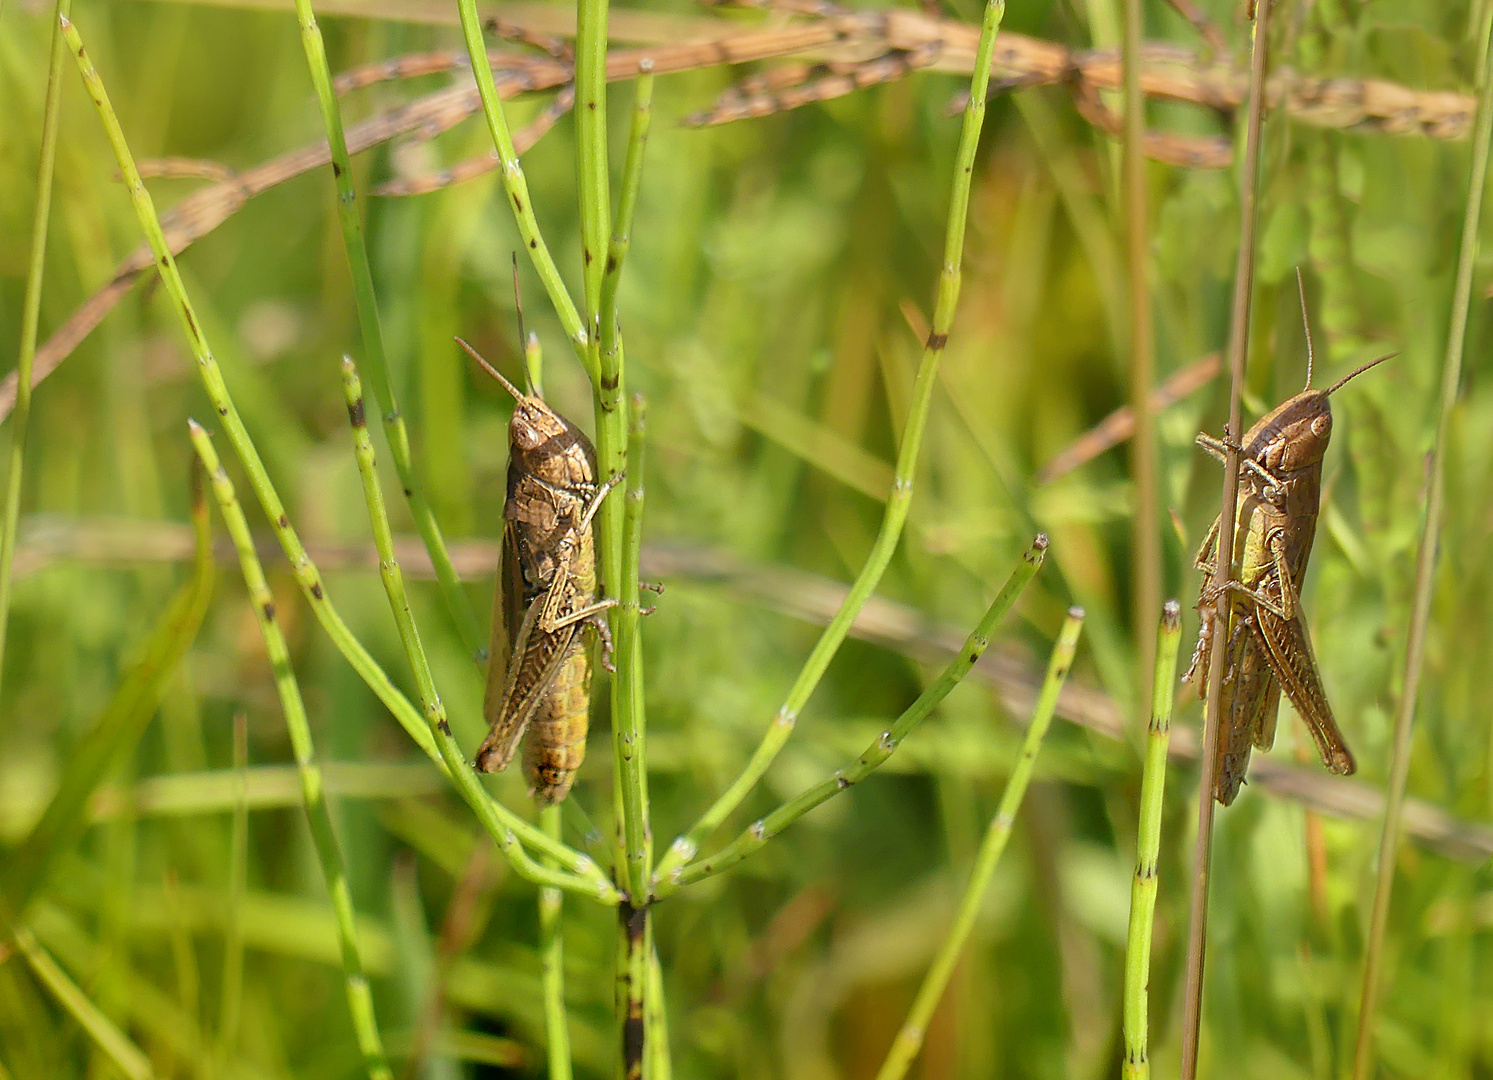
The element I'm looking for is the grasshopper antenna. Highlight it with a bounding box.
[1325,351,1396,396]
[456,336,527,402]
[1296,266,1315,389]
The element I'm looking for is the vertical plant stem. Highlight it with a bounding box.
[338,358,620,902]
[874,609,1085,1080]
[646,946,670,1080]
[615,397,651,901]
[599,70,655,381]
[1350,11,1493,1077]
[617,902,650,1080]
[1123,0,1159,720]
[615,400,653,1076]
[289,0,483,663]
[216,712,249,1076]
[188,419,393,1080]
[0,0,73,691]
[539,805,574,1080]
[58,15,607,895]
[455,0,588,372]
[652,0,1010,889]
[1123,600,1182,1080]
[1180,4,1274,1076]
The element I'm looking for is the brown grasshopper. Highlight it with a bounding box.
[1184,286,1390,805]
[458,338,621,804]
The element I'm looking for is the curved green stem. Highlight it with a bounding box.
[652,0,1010,891]
[455,0,588,373]
[289,0,484,662]
[188,418,393,1080]
[874,609,1085,1080]
[656,535,1047,897]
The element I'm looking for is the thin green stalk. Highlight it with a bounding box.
[339,358,620,903]
[1122,600,1181,1080]
[7,923,155,1080]
[539,805,574,1080]
[454,0,588,373]
[599,69,655,395]
[1351,11,1493,1076]
[187,419,393,1080]
[657,535,1048,896]
[216,713,248,1078]
[1123,0,1159,722]
[289,0,483,663]
[614,398,654,1076]
[874,608,1085,1080]
[58,15,605,895]
[575,0,611,325]
[652,0,1010,890]
[646,946,670,1080]
[615,397,651,902]
[0,0,73,691]
[1180,4,1273,1076]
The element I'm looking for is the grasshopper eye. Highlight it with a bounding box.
[511,414,546,450]
[1311,414,1331,438]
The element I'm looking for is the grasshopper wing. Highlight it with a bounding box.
[481,521,526,721]
[1254,606,1355,776]
[476,590,581,772]
[1215,611,1280,806]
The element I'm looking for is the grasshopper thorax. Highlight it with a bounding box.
[508,400,598,492]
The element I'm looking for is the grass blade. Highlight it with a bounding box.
[8,922,155,1080]
[0,0,73,690]
[7,467,213,909]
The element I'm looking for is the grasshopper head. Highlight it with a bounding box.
[456,337,598,490]
[1245,352,1392,472]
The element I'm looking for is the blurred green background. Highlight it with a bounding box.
[3,0,1493,1076]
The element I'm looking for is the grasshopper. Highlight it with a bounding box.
[1184,284,1390,805]
[458,338,621,804]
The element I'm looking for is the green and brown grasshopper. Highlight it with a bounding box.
[1184,292,1390,805]
[458,338,621,804]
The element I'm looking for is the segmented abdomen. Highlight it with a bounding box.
[522,633,592,804]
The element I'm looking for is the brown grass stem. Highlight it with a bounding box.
[1124,0,1158,736]
[1180,3,1274,1076]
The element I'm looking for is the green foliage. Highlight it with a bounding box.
[2,0,1493,1077]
